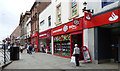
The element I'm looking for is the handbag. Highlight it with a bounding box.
[70,56,75,63]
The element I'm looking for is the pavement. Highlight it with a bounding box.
[2,50,119,69]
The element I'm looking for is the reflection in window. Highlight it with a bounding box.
[71,0,77,16]
[57,4,61,23]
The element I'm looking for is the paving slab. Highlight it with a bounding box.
[3,50,119,69]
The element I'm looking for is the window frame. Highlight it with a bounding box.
[48,16,51,27]
[102,0,117,8]
[40,20,45,26]
[56,3,62,25]
[69,0,79,20]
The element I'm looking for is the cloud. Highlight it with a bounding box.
[0,0,35,41]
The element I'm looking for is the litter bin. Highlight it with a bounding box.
[10,47,19,60]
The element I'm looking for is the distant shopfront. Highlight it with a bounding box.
[39,29,52,54]
[31,32,38,52]
[52,18,84,60]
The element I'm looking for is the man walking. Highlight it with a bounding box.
[73,44,80,66]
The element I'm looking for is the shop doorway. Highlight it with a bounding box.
[71,33,84,60]
[98,22,120,63]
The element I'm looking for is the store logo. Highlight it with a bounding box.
[109,12,118,21]
[86,15,91,20]
[73,19,79,25]
[63,25,68,32]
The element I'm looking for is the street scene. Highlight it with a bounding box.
[0,0,120,71]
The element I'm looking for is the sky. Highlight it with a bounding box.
[0,0,35,41]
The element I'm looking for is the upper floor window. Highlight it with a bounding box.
[102,0,118,8]
[71,0,78,16]
[40,20,44,25]
[56,4,61,24]
[48,16,51,27]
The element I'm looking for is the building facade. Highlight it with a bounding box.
[38,0,120,64]
[10,25,21,45]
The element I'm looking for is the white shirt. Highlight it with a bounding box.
[73,47,80,54]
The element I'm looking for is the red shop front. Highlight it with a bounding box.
[39,29,52,54]
[31,32,38,52]
[52,18,84,60]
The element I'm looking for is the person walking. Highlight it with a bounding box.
[34,44,37,52]
[29,44,33,54]
[73,44,80,66]
[20,45,24,53]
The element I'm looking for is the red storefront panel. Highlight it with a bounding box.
[39,29,51,39]
[83,8,120,29]
[52,18,83,36]
[31,32,38,52]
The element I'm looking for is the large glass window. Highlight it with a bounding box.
[54,34,71,57]
[56,4,61,24]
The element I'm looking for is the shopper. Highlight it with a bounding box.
[20,45,24,53]
[29,44,33,54]
[73,44,80,66]
[34,44,37,52]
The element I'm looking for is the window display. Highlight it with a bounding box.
[54,34,71,57]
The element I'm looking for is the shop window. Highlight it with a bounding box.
[56,3,61,24]
[54,34,71,57]
[102,0,118,8]
[48,16,51,27]
[40,20,44,25]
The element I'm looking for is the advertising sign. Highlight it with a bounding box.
[39,29,51,39]
[81,46,92,63]
[52,18,83,36]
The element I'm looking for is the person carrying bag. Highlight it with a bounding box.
[72,44,80,66]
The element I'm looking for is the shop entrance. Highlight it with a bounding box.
[71,33,84,60]
[98,22,120,63]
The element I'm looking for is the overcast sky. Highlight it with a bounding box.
[0,0,35,41]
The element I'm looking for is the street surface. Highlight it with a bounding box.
[3,50,119,69]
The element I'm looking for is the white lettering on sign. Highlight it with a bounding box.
[109,12,118,21]
[39,34,47,37]
[73,20,79,25]
[69,25,77,29]
[53,28,62,33]
[63,25,68,32]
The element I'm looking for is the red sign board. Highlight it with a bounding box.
[83,9,120,29]
[39,29,51,39]
[84,12,92,21]
[81,46,92,63]
[52,18,83,36]
[31,32,38,38]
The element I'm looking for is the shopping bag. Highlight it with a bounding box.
[70,56,75,63]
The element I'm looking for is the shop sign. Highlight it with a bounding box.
[81,46,92,63]
[63,25,68,32]
[84,12,92,21]
[52,18,83,36]
[39,29,51,39]
[83,8,120,29]
[73,19,79,25]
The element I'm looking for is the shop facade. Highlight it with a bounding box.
[31,32,38,52]
[39,29,52,54]
[52,18,84,60]
[83,6,120,63]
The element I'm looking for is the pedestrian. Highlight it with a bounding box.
[20,45,24,53]
[73,44,80,66]
[34,44,37,52]
[29,44,33,54]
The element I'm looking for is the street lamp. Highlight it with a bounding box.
[82,2,94,13]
